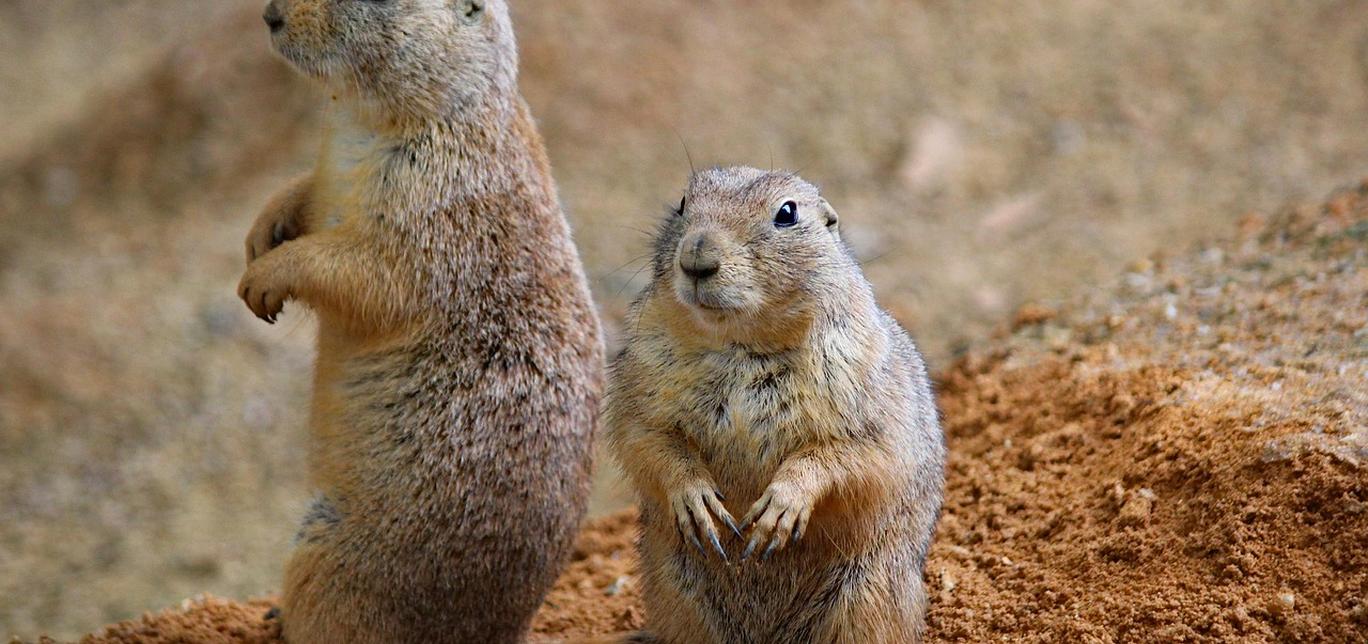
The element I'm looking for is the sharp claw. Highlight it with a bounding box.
[715,489,726,501]
[687,530,705,555]
[708,531,727,561]
[742,536,759,561]
[724,515,743,540]
[762,538,780,561]
[272,221,286,247]
[684,506,710,556]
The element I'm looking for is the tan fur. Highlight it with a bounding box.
[603,168,945,643]
[239,1,604,642]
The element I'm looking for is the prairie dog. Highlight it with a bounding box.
[237,1,604,642]
[605,168,945,643]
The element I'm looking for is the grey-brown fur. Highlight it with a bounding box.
[237,1,604,642]
[604,168,945,643]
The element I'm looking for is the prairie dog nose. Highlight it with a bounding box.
[263,1,285,32]
[679,231,722,280]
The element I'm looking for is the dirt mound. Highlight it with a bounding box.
[68,184,1367,642]
[69,512,644,644]
[65,598,282,644]
[926,187,1368,641]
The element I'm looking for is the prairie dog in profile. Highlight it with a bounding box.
[605,167,945,643]
[238,1,603,642]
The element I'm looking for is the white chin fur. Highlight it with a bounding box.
[673,279,751,316]
[273,41,331,80]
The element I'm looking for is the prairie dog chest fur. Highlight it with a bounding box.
[311,106,391,231]
[633,320,883,496]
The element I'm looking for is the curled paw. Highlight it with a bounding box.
[237,261,293,324]
[244,179,311,264]
[669,482,741,561]
[740,482,813,561]
[245,213,302,264]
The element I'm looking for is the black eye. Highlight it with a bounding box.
[774,201,799,228]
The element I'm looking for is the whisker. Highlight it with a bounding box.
[601,253,654,280]
[608,223,658,239]
[616,263,654,298]
[673,128,697,176]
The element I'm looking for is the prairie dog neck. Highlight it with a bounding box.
[311,105,382,231]
[652,274,883,357]
[311,95,522,231]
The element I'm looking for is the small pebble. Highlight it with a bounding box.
[604,575,629,596]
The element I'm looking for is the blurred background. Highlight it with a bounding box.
[1,0,1365,639]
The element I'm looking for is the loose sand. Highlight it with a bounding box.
[64,184,1367,642]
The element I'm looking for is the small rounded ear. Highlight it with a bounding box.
[819,199,840,235]
[456,0,485,23]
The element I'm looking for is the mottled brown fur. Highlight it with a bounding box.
[237,1,604,642]
[604,168,945,643]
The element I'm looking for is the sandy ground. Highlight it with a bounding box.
[3,0,1368,639]
[67,182,1367,642]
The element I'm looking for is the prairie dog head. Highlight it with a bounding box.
[262,0,516,122]
[649,167,851,344]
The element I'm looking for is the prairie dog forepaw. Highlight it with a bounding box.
[669,481,740,561]
[246,208,304,263]
[237,259,294,324]
[741,482,813,561]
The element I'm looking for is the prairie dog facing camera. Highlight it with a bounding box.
[604,167,946,643]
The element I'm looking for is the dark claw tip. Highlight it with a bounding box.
[715,489,726,501]
[688,533,705,555]
[264,606,280,620]
[741,539,757,561]
[709,533,727,560]
[762,541,779,561]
